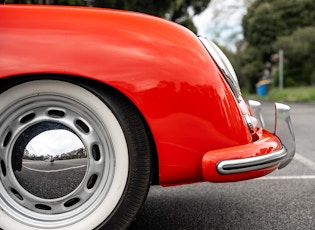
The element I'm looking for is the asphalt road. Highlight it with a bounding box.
[129,102,315,230]
[15,159,87,199]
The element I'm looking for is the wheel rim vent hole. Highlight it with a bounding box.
[75,120,90,134]
[35,204,52,211]
[1,160,6,176]
[87,174,97,189]
[11,188,23,200]
[48,109,65,118]
[20,113,35,124]
[92,144,100,161]
[64,197,80,208]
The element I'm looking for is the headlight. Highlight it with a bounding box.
[199,36,241,99]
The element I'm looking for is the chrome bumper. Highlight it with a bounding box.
[217,101,296,175]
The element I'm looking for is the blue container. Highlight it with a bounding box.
[256,84,267,96]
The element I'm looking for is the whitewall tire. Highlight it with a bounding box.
[0,79,151,229]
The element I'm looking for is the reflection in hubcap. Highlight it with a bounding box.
[12,122,87,199]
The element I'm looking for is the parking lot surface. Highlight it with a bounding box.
[129,102,315,230]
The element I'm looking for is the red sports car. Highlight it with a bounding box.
[0,5,295,230]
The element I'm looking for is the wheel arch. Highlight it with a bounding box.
[0,73,160,185]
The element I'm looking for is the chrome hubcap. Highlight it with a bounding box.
[13,121,87,200]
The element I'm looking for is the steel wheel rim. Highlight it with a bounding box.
[0,91,116,228]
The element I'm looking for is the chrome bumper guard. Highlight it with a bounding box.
[217,101,296,174]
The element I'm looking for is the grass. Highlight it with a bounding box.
[242,86,315,102]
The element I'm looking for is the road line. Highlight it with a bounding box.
[256,153,315,180]
[294,152,315,171]
[258,175,315,180]
[22,165,86,173]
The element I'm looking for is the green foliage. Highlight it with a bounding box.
[273,27,315,86]
[237,45,264,92]
[6,0,211,33]
[93,0,210,33]
[243,1,283,59]
[243,0,315,50]
[6,0,85,4]
[273,27,315,62]
[244,86,315,102]
[93,0,172,16]
[238,0,315,92]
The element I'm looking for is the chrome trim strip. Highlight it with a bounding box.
[198,36,241,98]
[243,114,255,133]
[274,103,296,169]
[217,147,287,174]
[217,102,295,175]
[248,100,265,128]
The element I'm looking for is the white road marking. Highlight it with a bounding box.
[257,153,315,180]
[258,175,315,180]
[22,164,86,173]
[294,152,315,171]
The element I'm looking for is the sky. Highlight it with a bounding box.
[193,0,248,51]
[26,130,84,157]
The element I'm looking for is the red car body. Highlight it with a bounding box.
[0,5,295,230]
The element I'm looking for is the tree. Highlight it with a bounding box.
[236,45,264,91]
[5,0,85,5]
[5,0,211,33]
[273,27,315,86]
[238,0,315,91]
[93,0,211,33]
